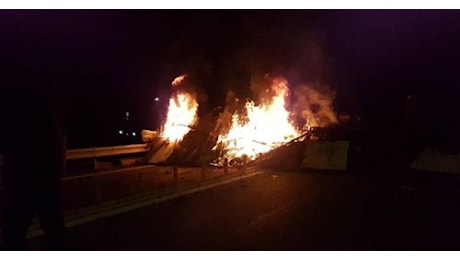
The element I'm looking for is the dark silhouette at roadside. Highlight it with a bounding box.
[0,78,66,250]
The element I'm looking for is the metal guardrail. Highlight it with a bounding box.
[0,143,149,167]
[66,144,149,160]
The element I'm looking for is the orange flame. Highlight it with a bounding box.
[215,77,300,160]
[160,75,198,143]
[172,74,187,86]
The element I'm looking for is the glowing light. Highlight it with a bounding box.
[118,130,123,135]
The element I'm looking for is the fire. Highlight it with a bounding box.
[172,74,186,86]
[152,73,337,165]
[160,75,198,143]
[215,77,301,160]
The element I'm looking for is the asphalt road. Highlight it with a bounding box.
[27,170,460,250]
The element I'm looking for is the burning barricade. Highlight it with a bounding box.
[142,73,347,171]
[141,75,218,165]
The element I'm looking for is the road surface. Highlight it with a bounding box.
[26,170,460,250]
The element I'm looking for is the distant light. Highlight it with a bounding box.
[125,111,130,120]
[154,97,160,102]
[132,132,136,137]
[118,130,123,135]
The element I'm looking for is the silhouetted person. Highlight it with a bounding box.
[1,81,65,250]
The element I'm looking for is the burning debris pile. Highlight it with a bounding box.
[213,76,300,162]
[143,74,341,169]
[144,74,202,164]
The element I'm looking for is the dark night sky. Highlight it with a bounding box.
[1,10,460,148]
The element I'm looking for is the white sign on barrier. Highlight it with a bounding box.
[302,140,349,170]
[410,150,460,174]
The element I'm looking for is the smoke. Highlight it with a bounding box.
[167,75,199,123]
[212,90,242,139]
[213,74,278,136]
[214,74,338,138]
[292,84,338,129]
[249,74,287,105]
[168,74,208,113]
[249,74,338,129]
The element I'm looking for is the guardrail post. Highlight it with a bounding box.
[93,158,99,170]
